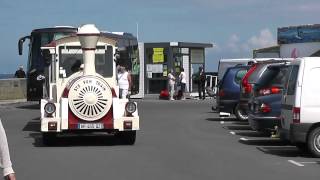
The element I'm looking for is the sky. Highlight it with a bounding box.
[1,0,320,73]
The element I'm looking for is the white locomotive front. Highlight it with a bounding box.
[40,24,139,145]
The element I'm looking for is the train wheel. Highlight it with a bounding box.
[117,131,136,145]
[42,132,57,146]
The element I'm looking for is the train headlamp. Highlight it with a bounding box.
[44,102,56,115]
[125,102,137,114]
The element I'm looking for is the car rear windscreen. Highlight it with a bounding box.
[255,65,290,89]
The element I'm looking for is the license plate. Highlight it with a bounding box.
[78,123,104,129]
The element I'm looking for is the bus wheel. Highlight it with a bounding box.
[308,127,320,157]
[117,131,136,145]
[234,104,248,121]
[42,132,57,146]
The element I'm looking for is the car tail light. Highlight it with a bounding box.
[293,107,300,123]
[260,103,271,113]
[258,86,281,96]
[219,89,225,97]
[242,64,257,94]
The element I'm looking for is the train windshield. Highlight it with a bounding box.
[58,46,114,78]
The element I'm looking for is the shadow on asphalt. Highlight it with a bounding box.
[238,138,289,146]
[29,132,131,147]
[22,117,129,147]
[224,125,253,131]
[16,103,40,110]
[235,131,270,137]
[22,117,40,132]
[206,117,237,122]
[256,146,314,158]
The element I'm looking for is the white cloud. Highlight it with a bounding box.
[246,29,277,50]
[290,2,320,12]
[226,34,241,53]
[223,28,276,54]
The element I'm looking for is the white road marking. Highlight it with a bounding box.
[288,160,304,167]
[220,121,236,124]
[230,131,236,135]
[299,162,318,164]
[240,137,248,141]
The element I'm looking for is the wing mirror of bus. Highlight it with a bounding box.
[18,40,23,55]
[18,36,30,55]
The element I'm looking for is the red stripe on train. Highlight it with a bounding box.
[68,107,113,129]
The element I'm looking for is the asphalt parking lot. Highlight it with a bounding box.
[0,99,319,180]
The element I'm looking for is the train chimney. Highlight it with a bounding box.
[77,24,100,75]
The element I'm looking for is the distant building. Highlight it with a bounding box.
[136,42,213,96]
[253,45,280,58]
[278,24,320,58]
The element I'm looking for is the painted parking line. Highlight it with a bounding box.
[220,121,235,124]
[288,160,319,167]
[239,137,249,141]
[299,162,318,164]
[288,160,304,167]
[230,131,236,135]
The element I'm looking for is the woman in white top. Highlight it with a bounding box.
[118,66,132,99]
[167,69,176,100]
[179,67,187,100]
[0,119,16,180]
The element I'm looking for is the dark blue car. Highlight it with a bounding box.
[217,65,249,119]
[248,63,290,132]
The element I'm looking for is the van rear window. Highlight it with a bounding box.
[287,65,299,95]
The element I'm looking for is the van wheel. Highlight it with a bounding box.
[234,104,248,121]
[117,131,136,145]
[307,127,320,157]
[42,133,57,146]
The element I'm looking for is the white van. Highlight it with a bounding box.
[280,57,320,157]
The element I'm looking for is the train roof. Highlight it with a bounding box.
[30,27,137,41]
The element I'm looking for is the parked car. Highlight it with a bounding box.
[280,57,320,157]
[217,58,253,82]
[217,65,249,119]
[239,59,287,121]
[248,62,290,132]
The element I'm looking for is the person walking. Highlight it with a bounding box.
[118,66,132,99]
[179,67,187,100]
[14,66,26,78]
[0,119,16,180]
[198,66,206,100]
[167,69,176,100]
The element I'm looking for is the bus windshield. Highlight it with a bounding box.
[30,32,75,72]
